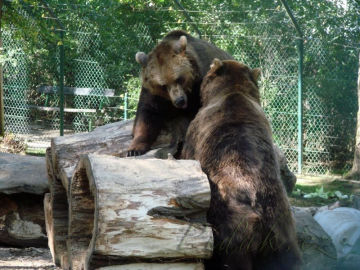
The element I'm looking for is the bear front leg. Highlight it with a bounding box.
[127,97,164,157]
[127,114,162,156]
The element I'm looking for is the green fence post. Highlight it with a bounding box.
[0,67,4,137]
[59,31,65,136]
[297,39,304,174]
[123,92,128,120]
[0,43,4,137]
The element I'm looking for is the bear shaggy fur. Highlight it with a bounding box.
[181,59,301,270]
[128,30,233,156]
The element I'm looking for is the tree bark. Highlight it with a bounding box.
[67,155,212,270]
[50,119,183,182]
[347,53,360,179]
[45,148,69,269]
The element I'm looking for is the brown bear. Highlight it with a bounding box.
[181,59,301,270]
[127,30,233,156]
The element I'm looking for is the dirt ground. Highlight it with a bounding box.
[0,247,60,270]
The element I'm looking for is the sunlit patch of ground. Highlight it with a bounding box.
[0,247,59,269]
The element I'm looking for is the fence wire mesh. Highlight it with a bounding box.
[1,0,359,175]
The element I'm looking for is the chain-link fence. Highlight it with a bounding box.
[1,0,359,175]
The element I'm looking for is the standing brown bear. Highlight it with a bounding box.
[182,59,301,270]
[128,30,233,156]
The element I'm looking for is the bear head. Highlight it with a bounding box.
[200,58,261,105]
[135,35,195,109]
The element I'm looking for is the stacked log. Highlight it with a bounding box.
[0,152,48,247]
[45,120,212,269]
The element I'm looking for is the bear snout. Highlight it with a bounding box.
[174,96,187,109]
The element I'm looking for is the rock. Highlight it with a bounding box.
[314,207,360,269]
[353,195,360,210]
[292,207,337,270]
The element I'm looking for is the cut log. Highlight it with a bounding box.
[51,120,133,178]
[0,152,48,194]
[50,120,295,192]
[67,155,212,270]
[45,148,69,269]
[50,119,181,179]
[0,153,48,247]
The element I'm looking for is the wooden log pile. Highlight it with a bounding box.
[44,120,338,270]
[45,120,212,269]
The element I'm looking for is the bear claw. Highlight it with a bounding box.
[127,150,146,157]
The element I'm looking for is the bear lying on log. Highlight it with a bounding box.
[128,30,233,157]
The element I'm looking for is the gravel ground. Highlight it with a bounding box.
[0,247,60,270]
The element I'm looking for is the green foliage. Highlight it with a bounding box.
[290,181,355,207]
[1,0,359,174]
[300,186,348,200]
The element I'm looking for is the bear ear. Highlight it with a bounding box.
[174,35,187,54]
[210,58,223,73]
[252,68,261,81]
[135,52,148,67]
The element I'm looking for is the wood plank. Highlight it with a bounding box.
[28,105,97,113]
[37,86,115,97]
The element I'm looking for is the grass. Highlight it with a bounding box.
[289,175,360,207]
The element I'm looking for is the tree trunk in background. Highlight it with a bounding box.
[347,53,360,179]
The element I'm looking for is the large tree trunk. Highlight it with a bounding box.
[347,53,360,179]
[50,119,296,194]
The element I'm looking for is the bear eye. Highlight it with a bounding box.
[175,76,185,85]
[160,85,167,91]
